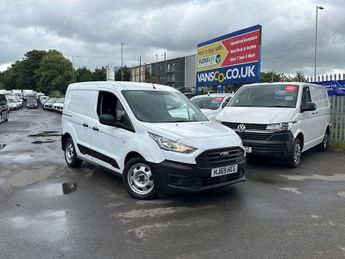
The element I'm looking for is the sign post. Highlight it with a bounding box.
[196,25,262,93]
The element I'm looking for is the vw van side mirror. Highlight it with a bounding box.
[99,114,121,127]
[301,102,316,112]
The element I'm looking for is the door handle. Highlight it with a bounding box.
[92,126,99,131]
[82,123,88,127]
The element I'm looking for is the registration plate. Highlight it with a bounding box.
[244,146,252,153]
[211,164,238,177]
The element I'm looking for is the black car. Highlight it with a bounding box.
[26,97,38,109]
[0,94,9,123]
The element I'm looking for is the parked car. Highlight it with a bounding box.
[0,94,9,123]
[216,82,331,168]
[53,98,64,113]
[26,96,38,109]
[62,82,246,199]
[6,96,20,110]
[39,96,49,105]
[191,93,234,120]
[43,98,57,110]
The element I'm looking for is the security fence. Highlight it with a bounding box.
[330,95,345,142]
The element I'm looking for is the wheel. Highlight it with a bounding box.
[318,131,328,152]
[286,138,302,168]
[4,111,8,122]
[64,138,82,168]
[122,157,157,200]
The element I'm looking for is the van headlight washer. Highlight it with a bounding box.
[149,132,197,154]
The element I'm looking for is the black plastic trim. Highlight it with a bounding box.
[77,144,119,169]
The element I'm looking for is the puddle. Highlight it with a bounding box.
[32,140,55,144]
[0,143,6,150]
[279,187,302,195]
[62,182,78,195]
[280,174,345,182]
[26,182,78,196]
[337,191,345,198]
[28,131,61,137]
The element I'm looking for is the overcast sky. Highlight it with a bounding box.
[0,0,344,77]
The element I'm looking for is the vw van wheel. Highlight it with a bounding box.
[123,157,157,200]
[64,138,82,168]
[286,139,302,168]
[318,131,328,152]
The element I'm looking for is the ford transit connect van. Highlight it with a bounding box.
[61,82,246,199]
[216,82,331,168]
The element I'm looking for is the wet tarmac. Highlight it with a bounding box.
[1,109,345,258]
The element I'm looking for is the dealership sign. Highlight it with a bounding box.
[196,25,262,87]
[313,80,345,96]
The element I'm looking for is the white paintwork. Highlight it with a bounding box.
[62,81,243,174]
[216,82,331,153]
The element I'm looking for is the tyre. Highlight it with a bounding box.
[122,157,157,200]
[286,138,302,168]
[4,111,8,122]
[318,131,329,152]
[64,138,82,168]
[0,112,3,123]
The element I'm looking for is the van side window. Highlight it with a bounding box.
[97,91,133,130]
[301,87,312,108]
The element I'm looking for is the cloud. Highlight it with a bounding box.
[0,0,344,76]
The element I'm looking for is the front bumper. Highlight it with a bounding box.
[240,131,294,158]
[149,158,246,194]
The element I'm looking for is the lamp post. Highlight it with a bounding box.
[72,56,79,82]
[314,5,324,81]
[120,43,124,81]
[271,60,277,82]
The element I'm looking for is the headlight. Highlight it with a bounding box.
[266,122,292,131]
[148,132,197,154]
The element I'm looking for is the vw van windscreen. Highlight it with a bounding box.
[229,84,299,108]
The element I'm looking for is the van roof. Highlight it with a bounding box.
[68,81,178,92]
[244,82,325,88]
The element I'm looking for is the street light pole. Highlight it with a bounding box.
[72,55,79,82]
[271,61,277,82]
[314,5,324,81]
[121,43,124,81]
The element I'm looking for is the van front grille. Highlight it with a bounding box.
[196,147,244,169]
[222,122,268,131]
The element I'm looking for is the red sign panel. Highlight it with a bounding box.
[221,30,260,67]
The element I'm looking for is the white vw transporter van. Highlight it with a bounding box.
[216,83,331,168]
[62,82,246,199]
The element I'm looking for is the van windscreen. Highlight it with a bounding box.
[229,84,299,108]
[122,90,208,123]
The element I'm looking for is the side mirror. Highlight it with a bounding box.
[99,114,120,127]
[301,102,316,112]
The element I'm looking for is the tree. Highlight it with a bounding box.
[294,71,306,82]
[21,50,47,90]
[76,66,93,82]
[93,67,106,81]
[34,50,73,95]
[115,66,130,81]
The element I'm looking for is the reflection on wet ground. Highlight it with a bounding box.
[62,182,78,194]
[0,143,6,150]
[27,182,78,196]
[28,131,61,137]
[31,140,55,144]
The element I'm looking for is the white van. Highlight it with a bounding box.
[61,82,246,199]
[216,82,331,168]
[191,93,234,121]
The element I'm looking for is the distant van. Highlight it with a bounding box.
[62,82,246,199]
[0,94,9,123]
[216,83,331,167]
